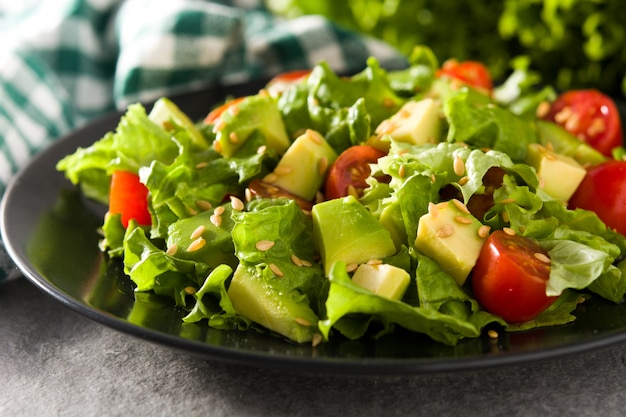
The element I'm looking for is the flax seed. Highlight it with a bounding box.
[255,240,275,251]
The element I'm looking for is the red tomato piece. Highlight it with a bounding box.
[471,230,557,323]
[109,171,151,228]
[436,59,493,92]
[266,69,311,95]
[568,159,626,236]
[541,89,623,156]
[324,145,389,200]
[203,97,245,125]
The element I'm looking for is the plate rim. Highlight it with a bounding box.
[3,83,626,375]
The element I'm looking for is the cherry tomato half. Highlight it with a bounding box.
[324,145,389,200]
[266,69,311,96]
[109,171,151,228]
[568,159,626,236]
[541,89,623,156]
[203,97,245,125]
[436,59,493,92]
[472,230,557,323]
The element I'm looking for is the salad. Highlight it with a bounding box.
[57,45,626,347]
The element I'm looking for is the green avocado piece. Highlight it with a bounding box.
[414,199,486,286]
[212,94,291,157]
[535,120,606,166]
[312,195,397,276]
[149,97,208,149]
[526,143,587,202]
[227,264,319,343]
[166,204,237,269]
[351,263,410,300]
[268,129,338,201]
[375,97,442,145]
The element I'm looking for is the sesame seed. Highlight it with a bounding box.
[346,263,358,272]
[255,240,275,251]
[455,215,473,225]
[196,200,213,211]
[166,244,178,256]
[229,131,239,144]
[318,156,328,175]
[452,199,470,214]
[300,259,313,267]
[430,173,437,184]
[269,263,284,277]
[347,184,359,198]
[294,317,311,327]
[398,165,406,178]
[503,227,516,236]
[258,88,269,97]
[545,142,555,152]
[291,254,304,267]
[244,188,252,202]
[187,237,206,252]
[214,206,225,216]
[230,196,244,211]
[565,113,581,132]
[306,129,323,144]
[367,259,383,265]
[534,252,551,264]
[536,101,551,118]
[229,104,240,116]
[382,97,396,108]
[487,329,498,339]
[312,333,323,347]
[501,210,510,223]
[458,176,469,186]
[188,207,198,216]
[478,225,491,238]
[184,286,197,295]
[453,155,465,176]
[210,214,222,228]
[554,106,573,124]
[428,202,439,219]
[195,161,208,169]
[436,224,455,238]
[256,145,267,154]
[190,225,205,240]
[213,140,222,153]
[587,117,606,136]
[499,198,516,205]
[263,173,278,183]
[274,165,292,176]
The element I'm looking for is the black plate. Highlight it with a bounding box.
[3,81,626,375]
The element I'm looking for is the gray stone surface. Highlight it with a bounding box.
[2,277,626,417]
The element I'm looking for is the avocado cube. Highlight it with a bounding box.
[268,129,338,201]
[149,97,208,149]
[351,263,410,300]
[227,264,319,343]
[312,196,397,276]
[214,94,291,157]
[414,199,486,286]
[526,143,587,202]
[375,98,442,145]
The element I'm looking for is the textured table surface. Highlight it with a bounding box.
[2,276,626,417]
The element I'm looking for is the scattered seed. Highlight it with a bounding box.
[213,140,222,153]
[244,187,252,202]
[307,129,323,144]
[346,263,358,273]
[478,225,491,238]
[452,199,470,214]
[487,329,499,339]
[430,173,437,184]
[166,244,178,256]
[228,131,239,144]
[455,215,473,225]
[382,97,396,109]
[184,286,197,295]
[210,214,222,228]
[269,263,284,277]
[318,156,328,175]
[312,333,323,347]
[565,112,581,132]
[398,165,406,178]
[196,200,213,212]
[503,227,516,236]
[545,142,555,152]
[258,88,269,97]
[538,176,546,189]
[536,101,551,118]
[188,207,198,216]
[428,202,439,219]
[534,252,551,264]
[453,154,465,176]
[367,259,383,266]
[501,210,510,223]
[294,317,311,327]
[274,165,292,176]
[499,198,516,205]
[263,173,278,183]
[554,106,573,124]
[436,224,455,238]
[587,117,606,136]
[291,254,304,267]
[315,191,325,204]
[195,161,208,169]
[458,176,469,186]
[187,237,206,252]
[300,259,313,267]
[214,206,225,216]
[347,184,359,198]
[229,104,240,116]
[190,225,205,240]
[256,145,267,154]
[230,196,244,211]
[162,120,174,131]
[255,240,275,251]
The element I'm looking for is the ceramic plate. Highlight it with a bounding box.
[3,80,626,375]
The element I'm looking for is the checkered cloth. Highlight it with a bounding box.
[0,0,407,284]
